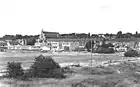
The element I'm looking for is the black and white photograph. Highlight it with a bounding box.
[0,0,140,87]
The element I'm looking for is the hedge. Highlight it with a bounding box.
[95,47,115,54]
[124,50,140,57]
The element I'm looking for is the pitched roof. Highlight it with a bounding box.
[42,31,59,34]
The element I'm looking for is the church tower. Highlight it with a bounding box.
[39,29,46,42]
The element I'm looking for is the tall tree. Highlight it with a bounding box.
[85,40,94,52]
[116,31,123,38]
[88,33,90,38]
[124,33,132,38]
[15,34,23,39]
[134,31,138,38]
[26,37,36,45]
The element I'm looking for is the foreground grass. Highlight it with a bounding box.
[1,52,140,87]
[71,62,140,87]
[1,61,140,87]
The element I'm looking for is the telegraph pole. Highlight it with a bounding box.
[91,37,93,67]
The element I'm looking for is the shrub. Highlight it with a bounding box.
[6,61,24,78]
[124,50,139,57]
[95,47,115,54]
[28,55,65,78]
[62,66,74,73]
[74,47,85,52]
[101,43,114,48]
[91,67,116,75]
[64,46,70,51]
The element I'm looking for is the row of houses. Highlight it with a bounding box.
[0,40,82,52]
[35,39,80,51]
[0,29,92,51]
[0,29,113,52]
[1,29,140,52]
[34,29,88,51]
[1,39,140,52]
[106,38,140,51]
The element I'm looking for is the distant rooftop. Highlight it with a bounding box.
[42,31,59,34]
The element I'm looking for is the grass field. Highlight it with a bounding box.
[0,51,124,70]
[0,51,128,87]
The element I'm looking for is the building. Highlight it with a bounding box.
[47,41,79,51]
[35,29,60,46]
[49,41,60,51]
[39,29,59,40]
[16,39,27,45]
[106,38,140,51]
[36,29,107,51]
[0,41,8,51]
[36,38,81,52]
[36,29,81,51]
[47,38,82,51]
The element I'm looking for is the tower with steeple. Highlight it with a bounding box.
[39,29,46,42]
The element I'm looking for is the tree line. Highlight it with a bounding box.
[116,31,140,38]
[0,31,140,45]
[0,34,39,45]
[60,31,140,39]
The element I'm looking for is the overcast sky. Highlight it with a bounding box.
[0,0,140,37]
